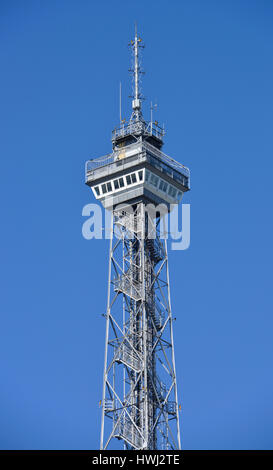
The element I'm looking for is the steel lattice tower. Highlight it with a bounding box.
[85,29,190,450]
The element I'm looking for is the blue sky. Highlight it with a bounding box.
[0,0,273,449]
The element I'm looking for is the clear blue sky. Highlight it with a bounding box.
[0,0,273,450]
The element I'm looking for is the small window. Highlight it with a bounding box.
[168,186,177,198]
[165,167,173,176]
[183,177,188,187]
[150,173,159,187]
[126,175,132,185]
[131,173,137,184]
[102,184,107,194]
[177,191,182,200]
[119,177,125,188]
[177,174,183,183]
[145,170,150,182]
[107,182,112,192]
[114,179,119,190]
[95,186,100,196]
[138,170,143,181]
[159,180,167,192]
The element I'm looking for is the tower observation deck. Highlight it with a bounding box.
[85,28,190,450]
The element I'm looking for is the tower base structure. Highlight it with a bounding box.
[100,202,181,450]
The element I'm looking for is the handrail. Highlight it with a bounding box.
[143,141,190,176]
[112,120,164,141]
[85,141,190,181]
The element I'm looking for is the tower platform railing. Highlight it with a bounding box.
[112,120,164,141]
[85,141,190,188]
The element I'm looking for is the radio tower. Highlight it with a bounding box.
[85,28,190,450]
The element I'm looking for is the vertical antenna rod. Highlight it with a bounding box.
[133,25,140,109]
[130,24,144,120]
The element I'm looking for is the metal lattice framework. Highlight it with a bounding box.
[100,203,181,450]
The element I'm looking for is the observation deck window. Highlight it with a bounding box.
[131,173,137,184]
[168,186,177,198]
[150,174,159,188]
[126,175,132,185]
[159,180,168,193]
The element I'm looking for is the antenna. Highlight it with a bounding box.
[129,24,144,120]
[133,25,139,109]
[150,101,158,129]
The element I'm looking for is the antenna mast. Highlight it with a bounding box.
[130,25,144,121]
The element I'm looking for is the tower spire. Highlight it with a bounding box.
[130,25,144,121]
